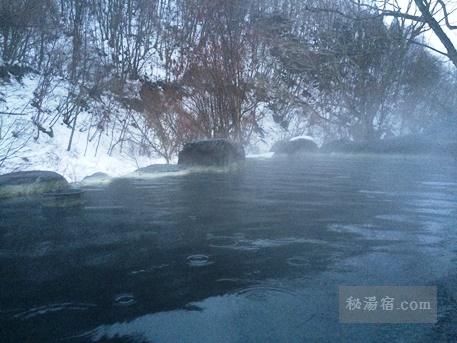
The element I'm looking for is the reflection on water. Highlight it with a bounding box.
[1,155,457,342]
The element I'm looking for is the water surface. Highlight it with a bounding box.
[1,155,457,342]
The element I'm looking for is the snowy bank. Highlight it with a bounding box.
[0,75,167,182]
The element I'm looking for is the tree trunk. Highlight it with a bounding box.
[414,0,457,68]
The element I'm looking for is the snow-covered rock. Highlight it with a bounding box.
[0,170,69,199]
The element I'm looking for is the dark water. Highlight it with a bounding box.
[1,155,457,342]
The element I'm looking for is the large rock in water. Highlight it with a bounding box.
[272,136,318,155]
[0,171,70,199]
[178,139,245,166]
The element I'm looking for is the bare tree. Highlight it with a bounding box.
[361,0,457,68]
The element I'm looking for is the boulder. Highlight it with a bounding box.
[0,171,70,199]
[272,136,318,155]
[178,139,245,166]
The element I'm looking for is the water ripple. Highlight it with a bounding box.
[114,293,136,307]
[186,254,214,267]
[13,302,96,320]
[235,284,301,300]
[286,256,310,267]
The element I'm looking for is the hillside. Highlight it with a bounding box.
[0,74,166,181]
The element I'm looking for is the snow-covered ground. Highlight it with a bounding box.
[0,75,166,182]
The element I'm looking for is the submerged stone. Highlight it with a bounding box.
[178,139,245,167]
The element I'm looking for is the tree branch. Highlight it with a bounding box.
[409,39,450,57]
[414,0,457,68]
[437,0,457,30]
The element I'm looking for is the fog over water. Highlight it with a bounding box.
[1,155,457,342]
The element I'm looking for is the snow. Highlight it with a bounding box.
[246,106,286,155]
[0,75,166,183]
[246,102,320,156]
[289,135,315,142]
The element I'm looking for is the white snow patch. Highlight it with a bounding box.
[246,152,274,159]
[0,75,167,182]
[289,135,315,142]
